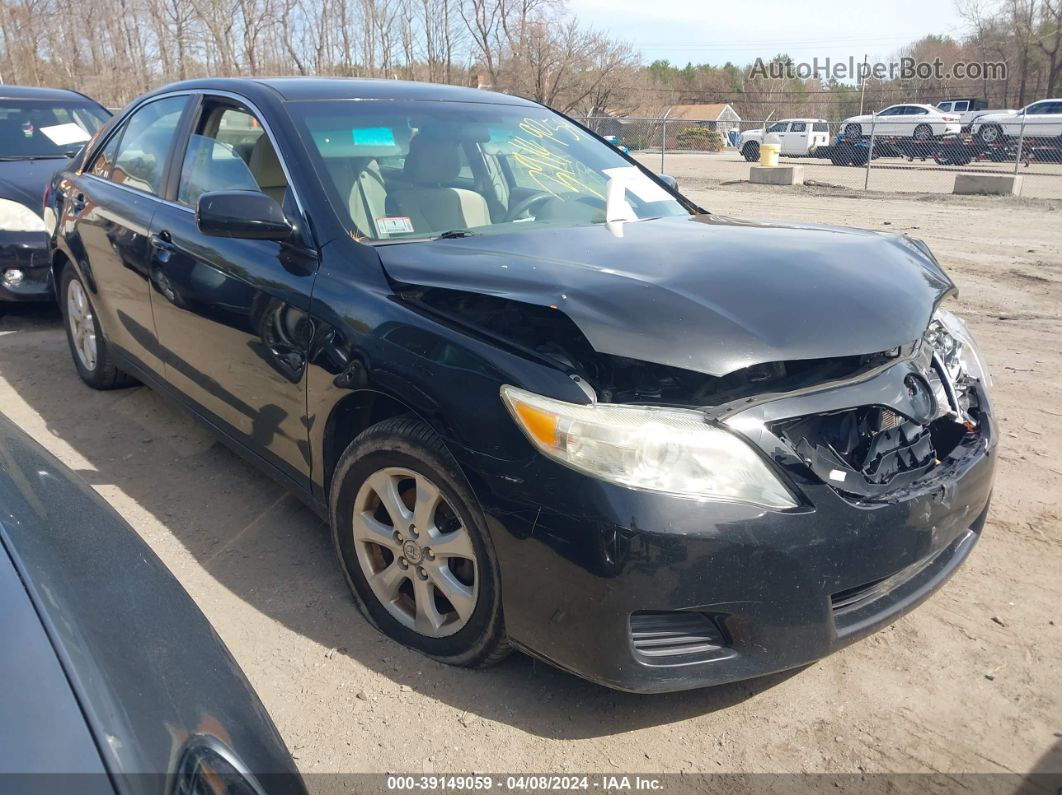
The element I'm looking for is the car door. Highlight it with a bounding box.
[872,107,899,135]
[783,122,808,155]
[1024,100,1062,138]
[69,95,191,377]
[148,95,319,487]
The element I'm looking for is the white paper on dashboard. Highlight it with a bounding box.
[602,166,672,203]
[39,123,91,146]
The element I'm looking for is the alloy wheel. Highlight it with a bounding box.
[352,467,478,638]
[67,278,98,372]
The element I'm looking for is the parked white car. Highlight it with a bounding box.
[841,104,961,141]
[738,119,830,161]
[970,99,1062,144]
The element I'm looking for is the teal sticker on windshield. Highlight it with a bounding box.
[352,127,396,147]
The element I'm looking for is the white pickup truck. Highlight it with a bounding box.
[935,99,1014,132]
[738,119,831,161]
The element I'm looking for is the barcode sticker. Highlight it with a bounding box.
[377,216,415,234]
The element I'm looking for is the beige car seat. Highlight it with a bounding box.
[388,137,490,234]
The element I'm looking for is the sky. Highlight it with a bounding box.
[567,0,971,70]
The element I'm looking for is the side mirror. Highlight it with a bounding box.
[658,174,679,191]
[196,191,292,241]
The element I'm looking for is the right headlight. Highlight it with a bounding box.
[927,306,992,390]
[500,385,797,509]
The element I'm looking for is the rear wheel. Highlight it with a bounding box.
[844,123,862,138]
[913,123,933,143]
[741,141,760,162]
[330,417,510,667]
[60,264,136,390]
[830,143,853,166]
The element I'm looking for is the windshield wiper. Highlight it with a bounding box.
[434,229,477,240]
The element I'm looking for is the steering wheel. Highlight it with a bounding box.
[505,192,553,222]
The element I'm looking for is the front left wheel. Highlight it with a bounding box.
[330,417,510,668]
[60,264,136,390]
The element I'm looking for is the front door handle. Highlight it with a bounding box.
[149,231,174,252]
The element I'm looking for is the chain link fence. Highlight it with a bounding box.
[585,114,1062,199]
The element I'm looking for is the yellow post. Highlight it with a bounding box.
[759,142,780,167]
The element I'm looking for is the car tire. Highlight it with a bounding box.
[60,263,137,390]
[830,144,853,166]
[844,123,862,138]
[741,142,759,162]
[978,124,1003,145]
[913,124,933,143]
[330,416,511,668]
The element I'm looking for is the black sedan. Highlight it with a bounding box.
[0,411,306,793]
[0,85,109,303]
[48,78,996,693]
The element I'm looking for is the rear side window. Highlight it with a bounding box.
[813,122,829,132]
[790,122,806,132]
[102,96,188,196]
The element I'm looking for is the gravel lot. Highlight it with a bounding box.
[633,150,1062,199]
[1,183,1059,786]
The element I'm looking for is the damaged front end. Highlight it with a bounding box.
[395,283,990,505]
[766,308,991,501]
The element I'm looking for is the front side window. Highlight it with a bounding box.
[293,99,689,242]
[813,122,829,132]
[766,122,787,132]
[176,105,283,207]
[0,99,109,160]
[104,96,188,196]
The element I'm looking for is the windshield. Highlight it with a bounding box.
[292,99,689,242]
[0,99,109,159]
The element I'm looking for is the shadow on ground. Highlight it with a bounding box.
[0,305,801,740]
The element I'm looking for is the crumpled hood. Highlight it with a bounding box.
[377,214,953,377]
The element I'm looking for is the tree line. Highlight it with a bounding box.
[0,0,1058,120]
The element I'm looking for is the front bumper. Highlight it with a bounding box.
[0,232,51,301]
[459,374,996,693]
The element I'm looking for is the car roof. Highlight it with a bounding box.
[778,118,827,122]
[0,84,99,103]
[153,76,539,107]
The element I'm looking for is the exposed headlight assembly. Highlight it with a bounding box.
[927,306,991,389]
[0,198,46,232]
[501,385,797,509]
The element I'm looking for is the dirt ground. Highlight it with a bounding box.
[0,182,1060,785]
[632,149,1062,199]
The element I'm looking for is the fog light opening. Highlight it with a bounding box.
[3,268,24,287]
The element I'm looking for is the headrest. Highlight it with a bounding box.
[249,136,286,189]
[403,135,461,184]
